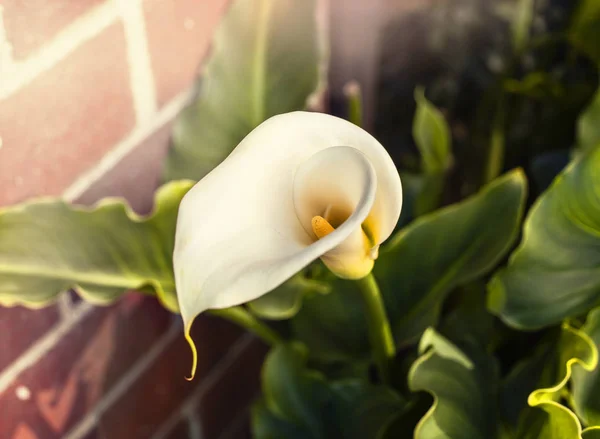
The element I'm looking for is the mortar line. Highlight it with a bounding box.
[63,322,182,439]
[0,1,117,100]
[62,88,194,202]
[115,0,157,123]
[0,302,94,394]
[150,334,256,439]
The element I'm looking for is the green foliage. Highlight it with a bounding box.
[291,171,525,364]
[573,308,600,427]
[163,0,323,182]
[569,0,600,64]
[408,328,499,439]
[412,87,452,174]
[488,146,600,329]
[0,181,193,312]
[514,323,598,439]
[252,343,405,439]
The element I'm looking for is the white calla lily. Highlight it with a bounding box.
[174,111,402,377]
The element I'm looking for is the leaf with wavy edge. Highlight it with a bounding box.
[573,308,600,426]
[488,146,600,329]
[408,328,499,439]
[0,181,194,312]
[516,323,598,439]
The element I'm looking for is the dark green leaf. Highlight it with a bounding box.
[163,0,324,181]
[253,343,405,439]
[408,328,499,439]
[488,146,600,329]
[379,170,526,345]
[0,181,193,312]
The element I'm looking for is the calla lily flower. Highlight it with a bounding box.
[174,111,402,376]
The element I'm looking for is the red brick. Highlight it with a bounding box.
[143,0,229,106]
[0,305,60,372]
[96,314,244,438]
[0,22,135,207]
[2,0,106,60]
[0,295,170,438]
[196,338,268,439]
[76,121,174,214]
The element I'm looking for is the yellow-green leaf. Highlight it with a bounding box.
[0,181,194,312]
[413,87,452,174]
[573,308,600,426]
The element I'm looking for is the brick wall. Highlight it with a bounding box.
[0,1,268,438]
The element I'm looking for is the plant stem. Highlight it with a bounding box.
[356,273,396,384]
[209,306,282,346]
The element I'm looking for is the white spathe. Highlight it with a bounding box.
[174,112,402,371]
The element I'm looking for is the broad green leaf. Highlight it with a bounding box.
[413,87,452,174]
[0,181,193,312]
[408,328,499,439]
[292,171,526,363]
[291,278,370,363]
[378,170,526,345]
[515,323,598,439]
[253,343,405,439]
[247,270,330,320]
[573,308,600,426]
[578,88,600,152]
[163,0,323,182]
[488,146,600,329]
[569,0,600,64]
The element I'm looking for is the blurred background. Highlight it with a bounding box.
[0,0,596,437]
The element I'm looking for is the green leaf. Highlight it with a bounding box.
[573,308,600,426]
[578,88,600,152]
[291,278,370,363]
[583,427,600,438]
[292,171,526,363]
[488,146,600,329]
[253,343,405,439]
[413,87,452,174]
[378,170,526,345]
[408,328,499,439]
[515,323,598,439]
[569,0,600,64]
[0,181,193,312]
[247,272,330,320]
[163,0,323,182]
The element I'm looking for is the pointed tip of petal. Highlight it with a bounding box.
[184,321,198,381]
